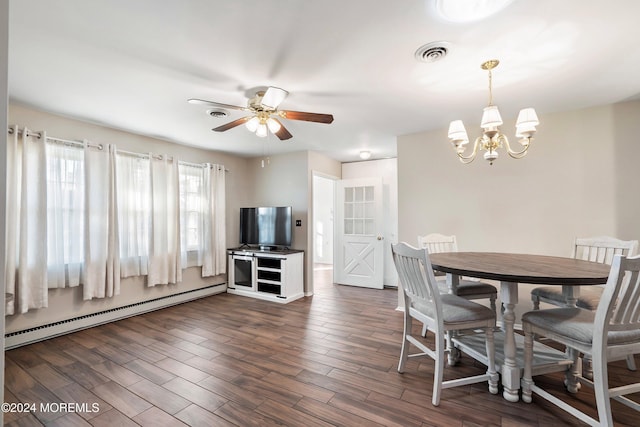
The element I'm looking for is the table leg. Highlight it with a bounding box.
[500,281,520,402]
[446,273,459,294]
[563,286,590,380]
[446,274,461,366]
[562,285,579,308]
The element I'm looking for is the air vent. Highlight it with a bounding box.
[207,109,228,118]
[415,41,451,63]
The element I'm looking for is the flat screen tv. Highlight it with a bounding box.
[240,206,292,248]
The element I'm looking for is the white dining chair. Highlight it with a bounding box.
[531,236,638,310]
[521,254,640,427]
[417,233,497,314]
[530,236,639,375]
[392,242,498,406]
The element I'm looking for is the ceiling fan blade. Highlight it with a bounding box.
[188,98,249,111]
[279,110,334,124]
[212,117,250,132]
[260,86,289,109]
[272,118,293,140]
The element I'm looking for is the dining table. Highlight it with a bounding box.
[429,252,611,402]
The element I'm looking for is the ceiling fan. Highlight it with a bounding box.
[188,86,334,141]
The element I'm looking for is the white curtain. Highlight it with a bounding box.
[202,164,226,277]
[116,154,150,278]
[82,143,120,299]
[45,141,120,299]
[6,128,226,314]
[148,155,182,286]
[5,127,49,314]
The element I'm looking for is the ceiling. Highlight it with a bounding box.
[8,0,640,162]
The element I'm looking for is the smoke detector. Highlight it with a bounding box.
[414,41,451,63]
[207,108,228,118]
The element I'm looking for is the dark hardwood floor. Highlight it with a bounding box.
[4,267,640,426]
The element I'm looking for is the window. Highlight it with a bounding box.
[343,185,375,235]
[179,164,204,251]
[116,154,151,277]
[46,143,85,287]
[179,163,205,266]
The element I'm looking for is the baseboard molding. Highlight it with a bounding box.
[4,284,227,349]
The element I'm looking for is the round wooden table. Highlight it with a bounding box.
[429,252,611,402]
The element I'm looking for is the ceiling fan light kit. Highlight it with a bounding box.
[447,59,539,165]
[259,87,288,110]
[189,86,333,141]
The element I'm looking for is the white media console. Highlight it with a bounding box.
[227,248,304,303]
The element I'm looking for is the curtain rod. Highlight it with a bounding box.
[8,127,103,150]
[8,127,229,172]
[117,149,226,170]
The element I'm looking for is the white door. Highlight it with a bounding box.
[334,177,384,289]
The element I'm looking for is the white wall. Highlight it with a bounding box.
[0,0,8,412]
[342,158,398,287]
[6,104,252,333]
[396,100,640,311]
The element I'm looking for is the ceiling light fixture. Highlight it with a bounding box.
[434,0,514,23]
[245,112,277,138]
[448,59,539,165]
[359,150,372,160]
[260,87,288,110]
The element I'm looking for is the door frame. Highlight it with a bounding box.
[310,171,339,295]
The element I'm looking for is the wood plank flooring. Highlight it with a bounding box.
[4,268,640,426]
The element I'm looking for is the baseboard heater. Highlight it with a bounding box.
[4,283,227,350]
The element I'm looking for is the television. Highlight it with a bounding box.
[240,206,292,249]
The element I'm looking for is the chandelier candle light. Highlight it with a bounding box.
[447,59,539,165]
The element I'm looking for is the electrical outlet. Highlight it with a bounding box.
[296,219,302,227]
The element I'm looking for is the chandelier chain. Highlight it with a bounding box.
[488,69,493,106]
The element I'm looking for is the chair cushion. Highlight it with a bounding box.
[522,307,640,345]
[531,286,602,310]
[413,294,495,326]
[456,280,497,297]
[436,279,497,297]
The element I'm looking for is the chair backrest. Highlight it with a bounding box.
[417,233,459,254]
[594,254,640,348]
[572,236,639,265]
[392,242,442,323]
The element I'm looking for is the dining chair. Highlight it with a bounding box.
[392,242,499,406]
[530,236,639,375]
[521,254,640,427]
[417,233,498,314]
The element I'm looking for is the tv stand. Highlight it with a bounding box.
[227,248,304,304]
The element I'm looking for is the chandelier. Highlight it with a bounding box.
[447,59,539,165]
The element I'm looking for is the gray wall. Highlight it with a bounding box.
[244,150,342,294]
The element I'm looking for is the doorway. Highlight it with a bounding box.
[312,173,336,291]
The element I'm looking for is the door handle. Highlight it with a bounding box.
[377,236,384,241]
